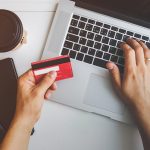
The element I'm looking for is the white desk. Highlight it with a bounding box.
[0,1,144,150]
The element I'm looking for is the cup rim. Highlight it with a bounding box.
[0,9,23,53]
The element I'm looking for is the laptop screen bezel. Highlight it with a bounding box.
[73,0,150,29]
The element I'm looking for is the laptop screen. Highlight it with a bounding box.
[77,0,150,23]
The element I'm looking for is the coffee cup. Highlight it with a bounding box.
[0,9,26,53]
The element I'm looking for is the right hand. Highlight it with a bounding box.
[106,38,150,119]
[106,38,150,150]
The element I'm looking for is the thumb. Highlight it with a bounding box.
[36,71,57,95]
[106,62,121,90]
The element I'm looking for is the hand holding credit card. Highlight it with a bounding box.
[31,55,73,83]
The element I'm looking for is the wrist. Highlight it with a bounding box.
[11,115,34,133]
[132,100,149,115]
[131,101,150,126]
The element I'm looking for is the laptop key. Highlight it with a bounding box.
[96,51,103,58]
[69,50,77,59]
[79,30,87,37]
[109,46,117,54]
[93,26,100,33]
[87,40,94,47]
[76,52,84,61]
[81,46,88,53]
[116,48,124,57]
[85,24,93,31]
[142,36,149,41]
[71,19,78,26]
[109,39,117,46]
[95,34,102,42]
[78,21,86,29]
[73,44,81,51]
[96,21,103,26]
[87,32,94,39]
[66,34,79,43]
[69,26,79,35]
[134,33,141,39]
[84,55,93,64]
[79,37,87,45]
[88,19,95,24]
[88,48,96,56]
[123,35,130,41]
[108,31,115,38]
[127,31,133,36]
[119,29,126,34]
[115,33,123,40]
[118,57,125,65]
[80,17,87,22]
[94,42,102,49]
[102,44,109,52]
[146,42,150,48]
[64,41,73,49]
[73,15,80,20]
[111,26,118,31]
[61,48,69,55]
[103,53,111,60]
[102,37,109,44]
[93,58,107,68]
[100,28,108,36]
[110,55,118,63]
[103,24,111,29]
[117,41,122,48]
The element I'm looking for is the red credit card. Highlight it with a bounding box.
[31,55,73,83]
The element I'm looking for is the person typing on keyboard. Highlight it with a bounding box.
[0,38,150,150]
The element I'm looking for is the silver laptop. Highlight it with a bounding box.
[41,0,150,123]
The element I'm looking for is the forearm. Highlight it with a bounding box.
[0,71,56,150]
[132,104,150,150]
[0,117,32,150]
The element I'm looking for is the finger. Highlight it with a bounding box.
[20,69,35,81]
[120,42,136,71]
[106,62,121,90]
[139,41,150,66]
[126,38,145,65]
[45,89,55,100]
[50,82,57,91]
[46,82,57,93]
[45,86,57,99]
[18,69,35,87]
[36,71,57,95]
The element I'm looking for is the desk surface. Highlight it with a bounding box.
[0,1,143,150]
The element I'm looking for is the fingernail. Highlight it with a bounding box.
[49,71,57,79]
[120,42,125,47]
[126,38,131,42]
[106,62,114,70]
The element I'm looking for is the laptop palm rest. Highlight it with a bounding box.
[83,73,125,115]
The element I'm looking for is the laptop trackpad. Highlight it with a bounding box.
[84,73,125,114]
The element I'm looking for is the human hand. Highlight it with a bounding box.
[14,70,57,131]
[106,38,150,150]
[106,38,150,112]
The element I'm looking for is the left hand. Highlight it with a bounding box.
[14,70,57,131]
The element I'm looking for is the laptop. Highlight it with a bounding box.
[41,0,150,123]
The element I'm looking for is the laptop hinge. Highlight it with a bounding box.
[73,0,150,29]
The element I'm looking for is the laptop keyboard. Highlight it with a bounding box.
[61,14,150,73]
